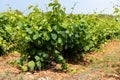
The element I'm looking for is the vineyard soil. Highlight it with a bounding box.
[0,39,120,80]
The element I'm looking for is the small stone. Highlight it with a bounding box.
[26,72,32,75]
[38,77,46,80]
[27,75,34,79]
[38,77,52,80]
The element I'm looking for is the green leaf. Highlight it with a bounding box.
[43,32,50,41]
[55,55,64,63]
[21,66,28,72]
[36,61,42,69]
[35,56,40,61]
[47,25,52,32]
[114,7,119,14]
[51,33,57,40]
[117,35,120,40]
[33,33,39,40]
[84,46,90,51]
[40,58,44,62]
[17,21,23,27]
[92,36,96,40]
[58,55,64,62]
[54,50,60,54]
[28,5,33,9]
[42,53,48,58]
[16,60,21,65]
[58,38,62,44]
[61,63,68,70]
[26,28,32,34]
[28,61,35,71]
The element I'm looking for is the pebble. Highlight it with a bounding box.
[26,72,32,75]
[38,77,53,80]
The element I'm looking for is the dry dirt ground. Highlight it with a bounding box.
[0,39,120,80]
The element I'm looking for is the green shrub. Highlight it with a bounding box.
[16,0,68,71]
[0,0,120,71]
[0,10,25,55]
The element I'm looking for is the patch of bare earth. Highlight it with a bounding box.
[65,39,120,80]
[0,39,120,80]
[0,52,21,73]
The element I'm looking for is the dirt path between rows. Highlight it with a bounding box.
[65,40,120,80]
[0,40,120,80]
